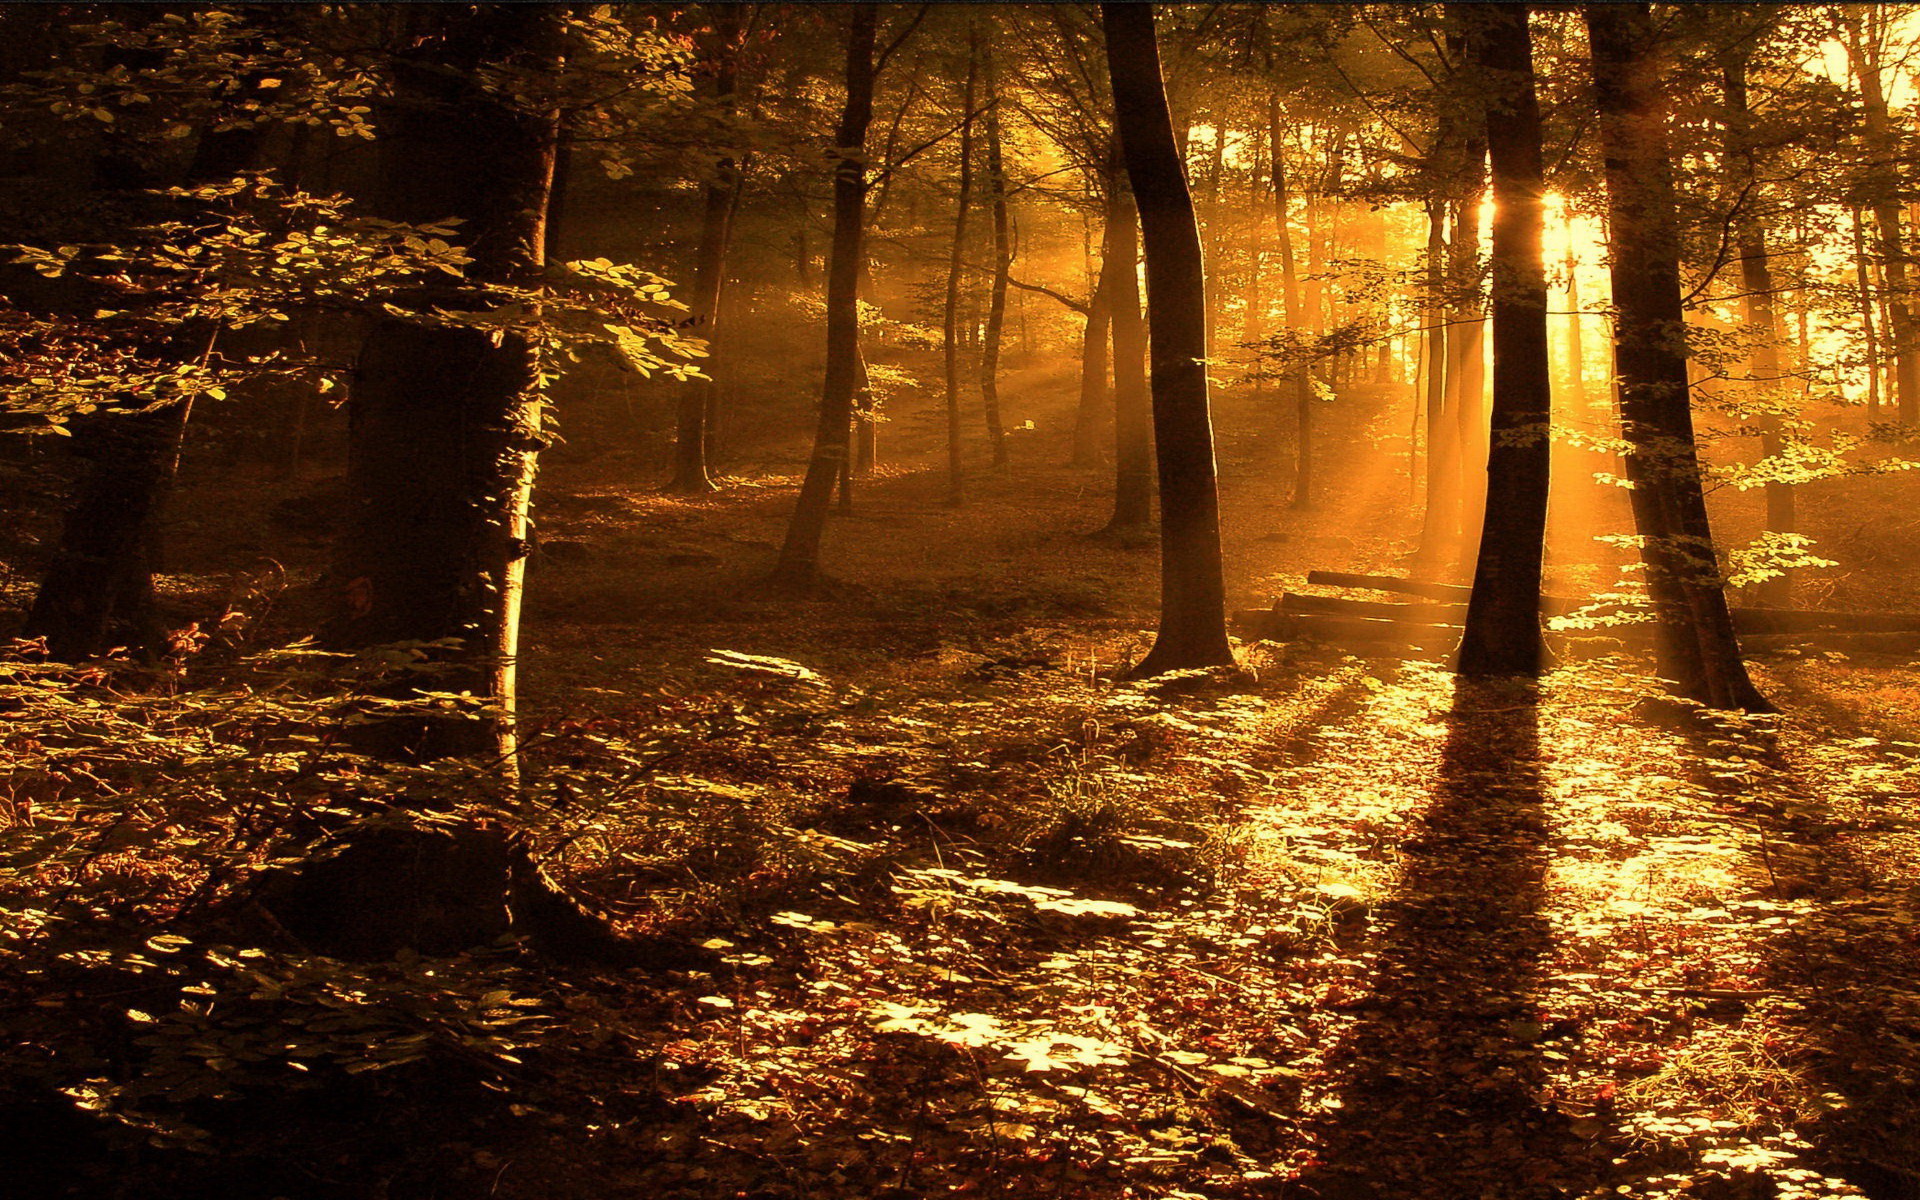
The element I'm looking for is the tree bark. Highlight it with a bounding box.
[669,7,746,494]
[771,8,877,589]
[1457,4,1551,678]
[1587,2,1771,712]
[1102,3,1233,675]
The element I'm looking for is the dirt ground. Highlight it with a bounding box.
[5,356,1920,1200]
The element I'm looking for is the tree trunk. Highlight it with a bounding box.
[852,347,877,475]
[1105,167,1154,533]
[263,6,666,966]
[1071,214,1114,468]
[1587,2,1770,712]
[980,52,1011,469]
[771,8,877,589]
[1847,12,1920,424]
[333,8,561,756]
[1102,2,1233,675]
[1853,206,1883,421]
[1448,132,1490,553]
[1417,197,1456,561]
[941,27,979,505]
[669,7,746,494]
[25,117,263,660]
[1564,208,1586,414]
[1457,4,1551,678]
[1721,46,1796,608]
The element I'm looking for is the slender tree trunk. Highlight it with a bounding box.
[941,27,979,505]
[1564,208,1586,414]
[852,347,877,475]
[1458,4,1551,678]
[1418,198,1456,561]
[1269,94,1301,335]
[1854,206,1883,421]
[1072,213,1114,468]
[1106,171,1154,533]
[772,8,877,589]
[1103,2,1233,675]
[1448,133,1490,553]
[1721,47,1796,608]
[981,53,1011,468]
[669,8,746,494]
[1244,135,1265,346]
[1587,2,1770,712]
[1268,92,1315,512]
[1847,13,1919,424]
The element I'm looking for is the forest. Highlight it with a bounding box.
[2,3,1919,1198]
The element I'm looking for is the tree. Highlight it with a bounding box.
[257,6,713,964]
[942,25,979,507]
[20,18,269,660]
[1102,3,1233,675]
[1718,32,1797,607]
[771,8,881,589]
[980,48,1013,470]
[1587,2,1771,712]
[1105,155,1155,535]
[1457,4,1552,678]
[667,6,749,494]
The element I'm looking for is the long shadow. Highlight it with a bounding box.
[1672,705,1920,1200]
[1285,678,1592,1199]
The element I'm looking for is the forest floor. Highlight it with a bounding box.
[3,370,1920,1200]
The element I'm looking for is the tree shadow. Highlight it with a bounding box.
[1670,706,1920,1200]
[1284,677,1592,1199]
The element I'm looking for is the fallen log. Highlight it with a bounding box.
[1241,605,1920,658]
[1300,572,1920,635]
[1280,592,1464,623]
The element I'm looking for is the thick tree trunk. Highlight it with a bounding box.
[25,119,262,659]
[772,8,877,589]
[981,54,1011,469]
[1106,171,1154,533]
[1587,2,1770,712]
[266,6,664,966]
[1457,4,1551,678]
[1721,48,1796,608]
[334,8,561,762]
[941,28,979,505]
[1102,3,1233,675]
[669,8,746,494]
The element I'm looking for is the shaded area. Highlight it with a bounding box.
[1288,679,1592,1198]
[1677,703,1920,1199]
